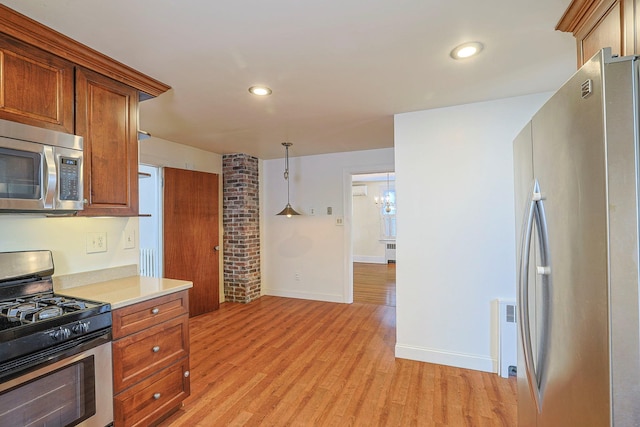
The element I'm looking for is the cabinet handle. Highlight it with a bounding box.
[153,393,161,400]
[152,346,160,353]
[151,308,159,315]
[184,370,190,378]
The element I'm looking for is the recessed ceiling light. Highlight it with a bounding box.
[248,86,272,96]
[450,42,484,60]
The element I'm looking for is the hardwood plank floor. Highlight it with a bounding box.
[158,296,516,427]
[353,262,396,306]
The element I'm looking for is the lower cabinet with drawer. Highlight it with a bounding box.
[112,290,190,427]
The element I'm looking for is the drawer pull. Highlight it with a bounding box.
[184,370,190,378]
[152,346,160,353]
[153,393,161,400]
[151,308,160,315]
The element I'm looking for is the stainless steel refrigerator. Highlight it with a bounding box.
[514,48,640,426]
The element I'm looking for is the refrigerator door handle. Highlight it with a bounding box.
[518,180,547,413]
[533,185,551,407]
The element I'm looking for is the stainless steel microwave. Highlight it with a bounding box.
[0,119,84,213]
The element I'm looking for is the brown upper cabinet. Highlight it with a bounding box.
[0,5,170,216]
[0,35,74,133]
[557,0,638,67]
[76,68,139,216]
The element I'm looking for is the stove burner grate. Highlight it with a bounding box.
[0,294,91,323]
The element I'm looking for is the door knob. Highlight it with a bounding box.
[214,246,220,251]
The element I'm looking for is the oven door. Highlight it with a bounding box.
[0,336,113,427]
[0,135,48,211]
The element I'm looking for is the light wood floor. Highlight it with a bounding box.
[353,262,396,306]
[158,296,516,426]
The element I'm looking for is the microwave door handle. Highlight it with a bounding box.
[43,147,56,209]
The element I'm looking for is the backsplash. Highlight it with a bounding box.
[54,264,138,290]
[0,215,138,276]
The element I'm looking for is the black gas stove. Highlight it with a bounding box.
[0,250,111,380]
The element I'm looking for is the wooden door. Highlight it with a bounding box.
[163,167,219,316]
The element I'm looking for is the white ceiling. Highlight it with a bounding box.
[1,0,576,159]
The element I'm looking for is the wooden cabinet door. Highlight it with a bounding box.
[580,1,622,64]
[0,35,74,133]
[164,168,220,316]
[76,67,139,216]
[557,0,631,67]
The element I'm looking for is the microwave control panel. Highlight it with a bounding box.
[59,157,80,201]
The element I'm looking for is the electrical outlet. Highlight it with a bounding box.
[295,272,301,281]
[309,207,315,216]
[335,216,344,226]
[86,232,107,253]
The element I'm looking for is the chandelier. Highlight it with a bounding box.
[374,173,394,213]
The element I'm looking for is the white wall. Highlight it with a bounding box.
[139,136,222,174]
[0,215,138,276]
[262,148,394,302]
[394,92,552,372]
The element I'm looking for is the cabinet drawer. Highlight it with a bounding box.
[112,291,189,338]
[114,358,190,427]
[113,314,189,392]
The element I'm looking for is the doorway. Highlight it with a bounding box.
[138,164,162,278]
[350,172,396,306]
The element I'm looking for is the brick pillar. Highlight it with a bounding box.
[222,154,261,303]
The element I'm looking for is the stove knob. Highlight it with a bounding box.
[72,321,90,334]
[50,327,71,341]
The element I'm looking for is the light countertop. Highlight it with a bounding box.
[57,276,192,309]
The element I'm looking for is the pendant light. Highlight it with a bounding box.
[277,142,301,217]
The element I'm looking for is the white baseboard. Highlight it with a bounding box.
[353,255,386,264]
[395,343,496,373]
[262,288,346,303]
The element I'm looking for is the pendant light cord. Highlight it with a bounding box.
[283,142,292,204]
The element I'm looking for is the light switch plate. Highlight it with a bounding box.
[124,228,136,249]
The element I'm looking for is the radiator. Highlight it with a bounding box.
[498,299,517,378]
[140,248,157,277]
[385,243,396,263]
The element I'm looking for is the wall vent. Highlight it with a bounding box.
[352,185,368,196]
[506,304,516,323]
[497,299,517,378]
[385,243,396,263]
